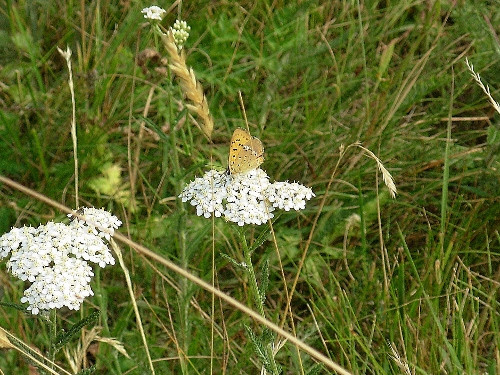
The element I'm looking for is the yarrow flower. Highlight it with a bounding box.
[141,5,166,21]
[171,19,191,49]
[266,181,315,211]
[179,169,314,226]
[0,207,121,315]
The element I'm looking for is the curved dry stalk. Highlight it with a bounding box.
[354,142,397,198]
[0,175,353,375]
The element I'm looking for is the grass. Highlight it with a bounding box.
[1,0,500,374]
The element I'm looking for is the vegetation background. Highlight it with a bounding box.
[1,0,500,374]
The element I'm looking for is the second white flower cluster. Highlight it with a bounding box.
[179,169,314,226]
[0,208,121,315]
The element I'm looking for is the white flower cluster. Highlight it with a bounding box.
[179,169,314,226]
[0,208,121,315]
[266,181,315,211]
[141,5,166,21]
[171,19,191,48]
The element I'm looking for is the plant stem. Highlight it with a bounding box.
[48,309,57,369]
[239,231,281,375]
[241,235,265,317]
[169,111,189,375]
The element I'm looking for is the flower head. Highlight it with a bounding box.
[141,5,166,21]
[179,168,314,226]
[179,170,227,218]
[266,181,315,211]
[0,208,121,315]
[224,169,273,226]
[171,19,191,49]
[20,257,94,315]
[68,206,122,241]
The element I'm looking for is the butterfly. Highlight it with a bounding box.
[227,128,264,174]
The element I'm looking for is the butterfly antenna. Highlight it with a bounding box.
[238,91,250,133]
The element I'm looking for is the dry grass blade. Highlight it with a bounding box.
[0,328,12,349]
[0,327,71,375]
[110,238,155,375]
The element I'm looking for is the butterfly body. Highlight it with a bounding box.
[228,128,264,174]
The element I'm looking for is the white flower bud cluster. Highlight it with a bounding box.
[171,20,191,48]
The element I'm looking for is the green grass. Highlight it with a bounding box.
[1,0,500,374]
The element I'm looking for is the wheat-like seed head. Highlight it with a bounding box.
[160,30,214,139]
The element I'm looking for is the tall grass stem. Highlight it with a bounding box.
[57,46,79,207]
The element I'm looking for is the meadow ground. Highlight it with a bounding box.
[1,1,500,374]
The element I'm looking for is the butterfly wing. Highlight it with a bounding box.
[228,128,264,174]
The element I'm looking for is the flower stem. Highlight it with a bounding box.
[241,234,265,317]
[239,231,281,375]
[169,100,189,374]
[48,309,57,369]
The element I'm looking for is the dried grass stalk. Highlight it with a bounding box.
[161,30,214,139]
[387,341,413,375]
[355,142,397,198]
[466,58,500,115]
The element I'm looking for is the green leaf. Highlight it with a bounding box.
[220,252,247,270]
[244,325,269,369]
[76,365,96,375]
[52,310,100,352]
[487,125,500,145]
[258,258,270,304]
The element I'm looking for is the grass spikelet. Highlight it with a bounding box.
[387,342,412,375]
[354,142,397,198]
[466,58,500,115]
[160,30,214,140]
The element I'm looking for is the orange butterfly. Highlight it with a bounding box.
[228,128,264,174]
